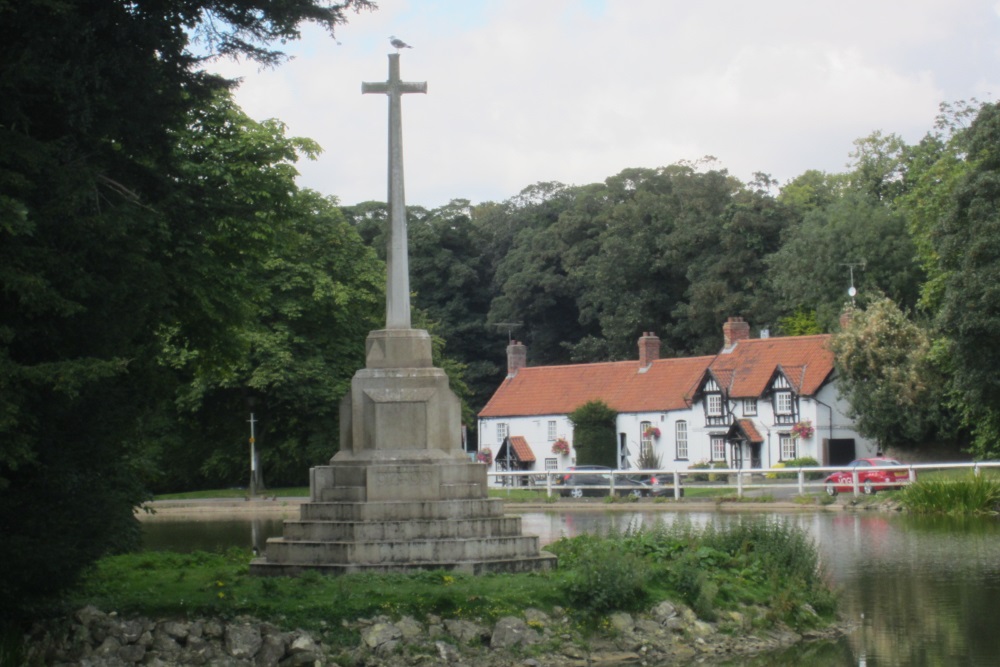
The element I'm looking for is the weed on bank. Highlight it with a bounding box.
[62,518,836,648]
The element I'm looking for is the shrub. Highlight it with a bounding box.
[773,457,823,480]
[688,460,711,482]
[554,536,650,614]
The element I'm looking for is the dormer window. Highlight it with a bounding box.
[775,391,792,415]
[707,393,723,416]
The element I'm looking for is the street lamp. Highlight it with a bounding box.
[247,396,258,497]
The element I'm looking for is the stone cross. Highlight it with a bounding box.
[362,54,427,329]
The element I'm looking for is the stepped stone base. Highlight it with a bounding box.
[250,329,557,577]
[250,461,557,576]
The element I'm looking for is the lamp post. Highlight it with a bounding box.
[247,396,258,497]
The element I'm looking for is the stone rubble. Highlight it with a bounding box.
[22,603,847,666]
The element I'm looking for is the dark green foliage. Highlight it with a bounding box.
[568,401,618,467]
[0,0,372,620]
[936,103,1000,457]
[556,535,650,614]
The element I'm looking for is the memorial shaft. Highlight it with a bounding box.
[362,54,426,329]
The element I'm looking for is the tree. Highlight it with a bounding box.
[935,102,1000,457]
[0,0,373,619]
[569,401,618,468]
[830,298,958,450]
[768,191,924,330]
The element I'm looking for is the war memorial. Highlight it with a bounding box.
[250,53,556,576]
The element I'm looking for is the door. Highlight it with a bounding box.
[750,442,761,469]
[827,438,856,466]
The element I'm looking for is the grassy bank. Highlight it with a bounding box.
[898,474,1000,514]
[57,517,836,653]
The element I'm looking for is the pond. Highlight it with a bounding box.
[141,508,1000,666]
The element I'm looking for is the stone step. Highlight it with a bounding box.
[281,517,524,542]
[249,552,557,576]
[300,498,507,522]
[263,535,545,565]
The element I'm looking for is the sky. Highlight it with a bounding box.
[210,0,1000,208]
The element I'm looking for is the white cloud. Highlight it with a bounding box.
[212,0,1000,207]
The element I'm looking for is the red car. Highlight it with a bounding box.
[824,457,913,496]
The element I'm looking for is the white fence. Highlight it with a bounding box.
[487,461,1000,499]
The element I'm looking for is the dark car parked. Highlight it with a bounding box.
[559,466,674,498]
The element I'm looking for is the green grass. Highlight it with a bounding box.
[62,519,837,646]
[154,487,309,500]
[898,473,1000,514]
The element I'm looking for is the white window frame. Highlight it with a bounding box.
[547,420,557,441]
[711,436,726,462]
[775,392,792,415]
[640,420,653,456]
[780,433,796,460]
[707,393,723,416]
[743,398,757,416]
[496,422,508,442]
[544,458,558,471]
[675,421,689,460]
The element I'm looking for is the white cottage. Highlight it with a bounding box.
[477,317,877,480]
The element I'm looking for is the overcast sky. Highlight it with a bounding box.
[211,0,1000,208]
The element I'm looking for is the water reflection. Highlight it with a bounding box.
[141,509,1000,667]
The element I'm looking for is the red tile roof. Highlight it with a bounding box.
[731,419,764,444]
[479,356,713,418]
[501,436,536,463]
[479,333,835,419]
[709,335,833,397]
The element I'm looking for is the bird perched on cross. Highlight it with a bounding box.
[390,36,413,52]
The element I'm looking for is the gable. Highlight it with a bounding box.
[708,335,834,398]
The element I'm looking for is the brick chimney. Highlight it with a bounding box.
[638,331,660,368]
[839,308,854,331]
[723,317,750,348]
[507,340,527,378]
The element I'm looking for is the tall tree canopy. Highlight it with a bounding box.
[0,0,374,619]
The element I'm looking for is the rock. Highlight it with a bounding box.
[561,645,588,659]
[608,612,635,634]
[288,633,318,655]
[161,620,191,640]
[444,619,488,645]
[75,605,107,628]
[590,650,642,665]
[117,642,146,663]
[634,619,661,636]
[120,619,145,644]
[395,615,424,640]
[225,622,263,659]
[279,651,324,666]
[490,617,539,650]
[362,621,402,650]
[690,620,715,637]
[94,635,121,657]
[651,601,677,622]
[204,619,225,639]
[523,608,550,627]
[151,629,183,658]
[255,633,287,667]
[435,640,461,663]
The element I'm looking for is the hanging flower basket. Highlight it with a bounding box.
[643,426,661,439]
[551,438,570,455]
[791,420,814,440]
[476,447,493,465]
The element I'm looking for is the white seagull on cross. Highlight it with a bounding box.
[390,36,413,52]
